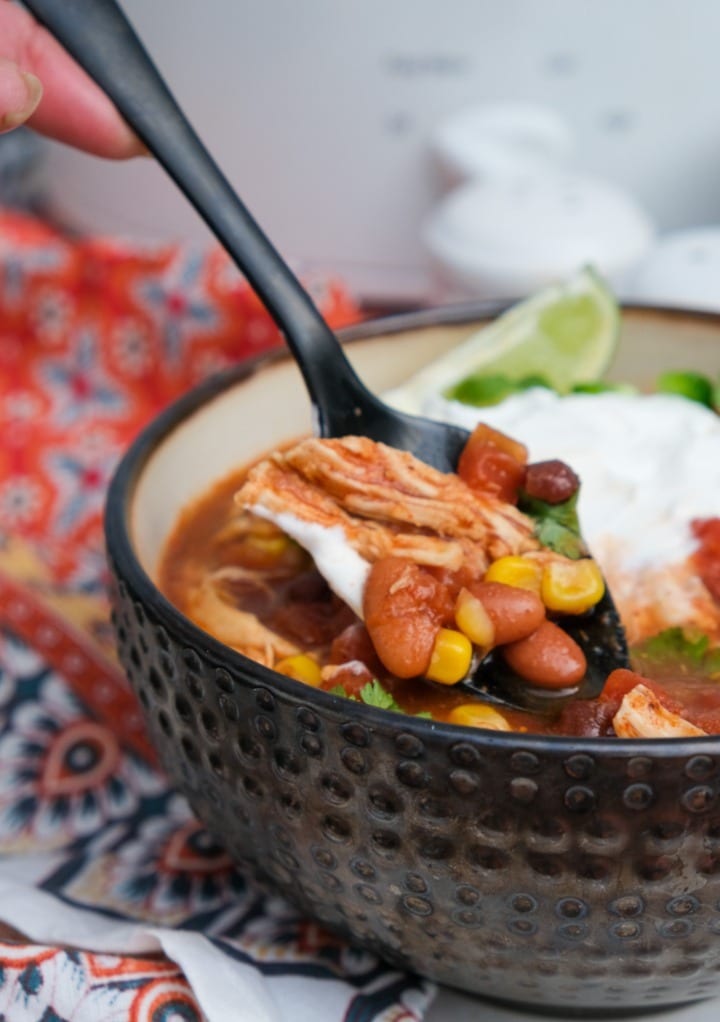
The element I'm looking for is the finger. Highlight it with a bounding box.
[0,1,144,159]
[0,58,42,132]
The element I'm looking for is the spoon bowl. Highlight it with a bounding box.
[23,0,629,698]
[468,588,630,709]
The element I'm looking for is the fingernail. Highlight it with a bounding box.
[1,70,43,131]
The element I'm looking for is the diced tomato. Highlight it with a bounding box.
[321,661,374,697]
[599,668,646,703]
[692,518,720,548]
[467,423,528,463]
[600,668,683,716]
[458,424,527,504]
[692,517,720,602]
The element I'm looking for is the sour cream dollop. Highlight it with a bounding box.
[254,510,369,617]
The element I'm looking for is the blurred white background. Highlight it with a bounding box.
[34,0,720,307]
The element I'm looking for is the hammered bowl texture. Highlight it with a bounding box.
[109,566,720,1013]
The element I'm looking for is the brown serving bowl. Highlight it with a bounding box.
[105,303,720,1014]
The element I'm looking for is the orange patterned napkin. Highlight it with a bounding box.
[0,211,433,1021]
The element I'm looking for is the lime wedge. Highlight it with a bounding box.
[386,267,619,412]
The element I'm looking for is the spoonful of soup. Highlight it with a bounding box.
[24,0,629,704]
[234,428,628,708]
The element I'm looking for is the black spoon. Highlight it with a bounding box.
[24,0,629,700]
[24,0,469,474]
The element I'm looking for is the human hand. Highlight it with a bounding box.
[0,0,143,158]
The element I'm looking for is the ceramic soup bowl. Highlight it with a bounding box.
[105,303,720,1013]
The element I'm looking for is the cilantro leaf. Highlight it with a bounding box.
[445,372,553,408]
[329,679,433,718]
[359,679,400,711]
[518,490,587,559]
[633,628,720,682]
[328,684,357,700]
[636,627,709,663]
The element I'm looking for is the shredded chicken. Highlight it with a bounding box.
[235,436,539,581]
[187,577,299,667]
[613,683,707,739]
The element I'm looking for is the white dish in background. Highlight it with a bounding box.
[628,227,720,313]
[39,0,720,304]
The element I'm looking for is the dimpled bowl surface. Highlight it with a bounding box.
[105,304,720,1014]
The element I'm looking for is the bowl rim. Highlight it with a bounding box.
[104,300,720,756]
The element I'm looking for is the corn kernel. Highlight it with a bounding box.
[454,587,495,647]
[275,653,322,687]
[541,558,605,615]
[250,534,290,556]
[484,555,543,593]
[247,515,284,538]
[425,628,473,685]
[448,703,511,731]
[241,533,306,571]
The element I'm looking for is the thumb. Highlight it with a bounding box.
[0,58,42,133]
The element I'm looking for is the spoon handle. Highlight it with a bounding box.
[24,0,369,429]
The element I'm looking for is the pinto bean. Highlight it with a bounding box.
[523,459,579,504]
[363,557,446,678]
[501,620,586,689]
[468,581,545,645]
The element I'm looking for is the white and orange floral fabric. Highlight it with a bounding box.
[0,210,434,1022]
